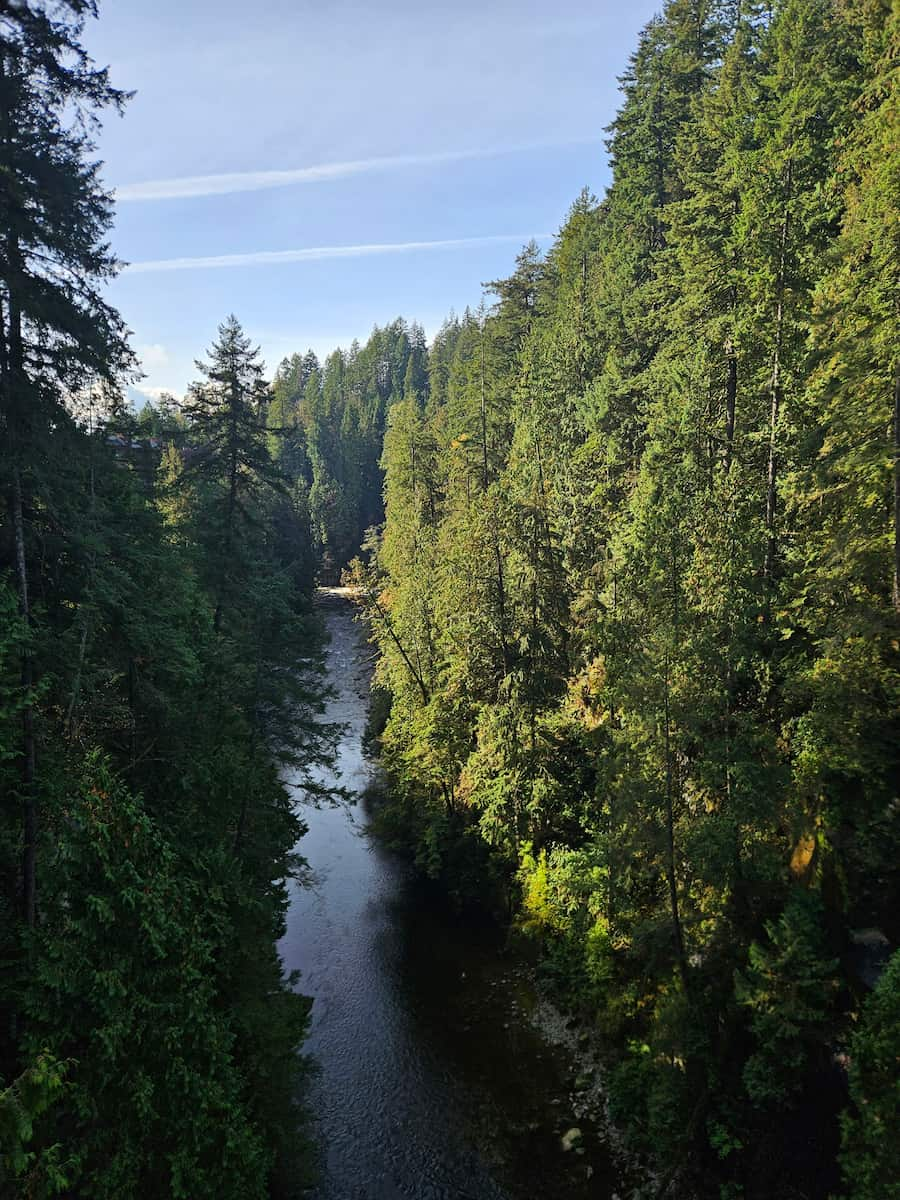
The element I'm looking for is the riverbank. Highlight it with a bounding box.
[526,990,664,1199]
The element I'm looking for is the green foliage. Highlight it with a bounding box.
[0,1052,70,1195]
[353,2,898,1196]
[841,949,900,1200]
[735,893,839,1106]
[25,759,278,1199]
[278,320,428,574]
[608,1035,693,1162]
[2,0,896,1197]
[0,351,326,1194]
[0,46,328,1186]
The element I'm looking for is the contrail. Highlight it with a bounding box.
[123,233,553,274]
[114,139,597,202]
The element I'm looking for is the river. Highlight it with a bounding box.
[278,592,623,1200]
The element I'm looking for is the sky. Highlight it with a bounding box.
[81,0,661,404]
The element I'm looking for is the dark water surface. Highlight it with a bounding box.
[279,593,620,1200]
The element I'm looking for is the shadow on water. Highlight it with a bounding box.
[278,592,622,1200]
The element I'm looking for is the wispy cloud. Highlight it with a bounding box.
[114,140,596,202]
[123,233,553,275]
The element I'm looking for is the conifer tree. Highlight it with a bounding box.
[183,316,282,633]
[0,0,133,927]
[360,4,899,1194]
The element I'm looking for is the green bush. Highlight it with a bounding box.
[840,949,900,1200]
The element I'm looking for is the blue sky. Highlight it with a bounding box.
[82,0,661,403]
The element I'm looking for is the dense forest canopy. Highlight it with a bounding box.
[266,319,429,578]
[1,0,898,1198]
[0,3,333,1194]
[348,1,898,1197]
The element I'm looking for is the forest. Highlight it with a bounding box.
[1,0,898,1198]
[0,4,336,1194]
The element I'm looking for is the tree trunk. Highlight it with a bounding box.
[12,467,36,929]
[362,583,430,704]
[663,657,689,993]
[214,424,239,635]
[764,160,793,592]
[3,219,37,928]
[893,361,900,613]
[724,332,737,474]
[234,652,263,856]
[65,409,97,740]
[480,322,510,670]
[664,537,688,990]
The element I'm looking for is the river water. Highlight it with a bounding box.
[279,593,621,1200]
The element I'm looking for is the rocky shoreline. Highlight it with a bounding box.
[525,986,668,1200]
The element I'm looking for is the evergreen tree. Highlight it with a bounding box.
[358,4,899,1195]
[0,0,133,930]
[183,315,283,633]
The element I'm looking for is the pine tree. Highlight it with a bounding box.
[0,0,133,928]
[183,316,282,633]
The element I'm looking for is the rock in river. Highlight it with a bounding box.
[561,1127,583,1152]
